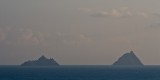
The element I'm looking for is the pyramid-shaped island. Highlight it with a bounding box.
[112,51,143,66]
[21,55,59,66]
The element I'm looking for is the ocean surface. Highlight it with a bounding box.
[0,66,160,80]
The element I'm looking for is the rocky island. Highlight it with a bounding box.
[21,55,59,66]
[112,51,143,66]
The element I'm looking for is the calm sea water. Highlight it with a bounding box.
[0,66,160,80]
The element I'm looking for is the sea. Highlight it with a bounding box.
[0,65,160,80]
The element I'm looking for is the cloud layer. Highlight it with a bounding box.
[80,7,150,18]
[0,27,48,46]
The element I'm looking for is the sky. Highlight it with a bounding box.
[0,0,160,65]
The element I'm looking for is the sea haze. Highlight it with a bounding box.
[0,66,160,80]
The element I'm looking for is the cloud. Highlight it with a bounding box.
[91,9,122,18]
[91,10,150,18]
[18,29,40,45]
[0,27,49,46]
[80,7,151,18]
[136,12,149,18]
[0,29,94,47]
[110,9,122,17]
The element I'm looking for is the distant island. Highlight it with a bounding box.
[21,51,144,66]
[21,55,59,66]
[112,51,143,66]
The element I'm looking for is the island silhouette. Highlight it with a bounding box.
[21,55,59,66]
[21,51,143,66]
[112,51,143,66]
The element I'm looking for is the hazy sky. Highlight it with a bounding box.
[0,0,160,65]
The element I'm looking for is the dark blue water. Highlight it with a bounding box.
[0,66,160,80]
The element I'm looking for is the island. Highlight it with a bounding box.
[112,51,143,66]
[21,55,59,66]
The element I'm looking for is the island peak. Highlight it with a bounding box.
[112,51,143,66]
[38,55,47,60]
[21,55,59,66]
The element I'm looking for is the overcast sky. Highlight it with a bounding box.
[0,0,160,65]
